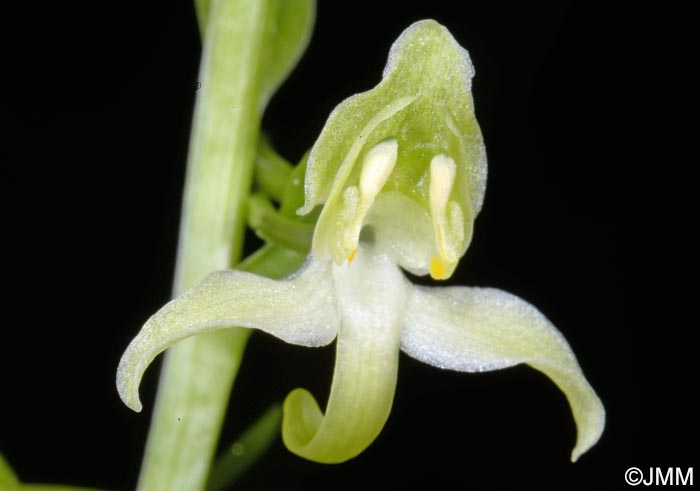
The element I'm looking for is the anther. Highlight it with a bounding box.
[429,154,456,220]
[429,154,460,277]
[360,139,398,199]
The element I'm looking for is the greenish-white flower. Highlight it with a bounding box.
[117,20,604,465]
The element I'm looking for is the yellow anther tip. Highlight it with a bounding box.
[429,256,449,280]
[348,249,358,264]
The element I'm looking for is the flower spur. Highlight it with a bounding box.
[117,19,605,464]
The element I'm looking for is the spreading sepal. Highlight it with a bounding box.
[401,286,605,461]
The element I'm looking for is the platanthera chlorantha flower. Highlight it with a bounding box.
[117,20,604,464]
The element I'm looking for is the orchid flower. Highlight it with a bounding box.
[117,20,605,465]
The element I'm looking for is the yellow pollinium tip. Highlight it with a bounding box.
[348,249,358,264]
[428,154,461,280]
[429,256,450,280]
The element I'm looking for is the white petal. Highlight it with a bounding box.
[117,257,339,412]
[401,285,605,461]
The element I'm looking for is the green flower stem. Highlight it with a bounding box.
[136,1,273,489]
[207,404,283,491]
[248,193,314,253]
[255,135,293,201]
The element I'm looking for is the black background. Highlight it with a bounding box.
[1,1,689,490]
